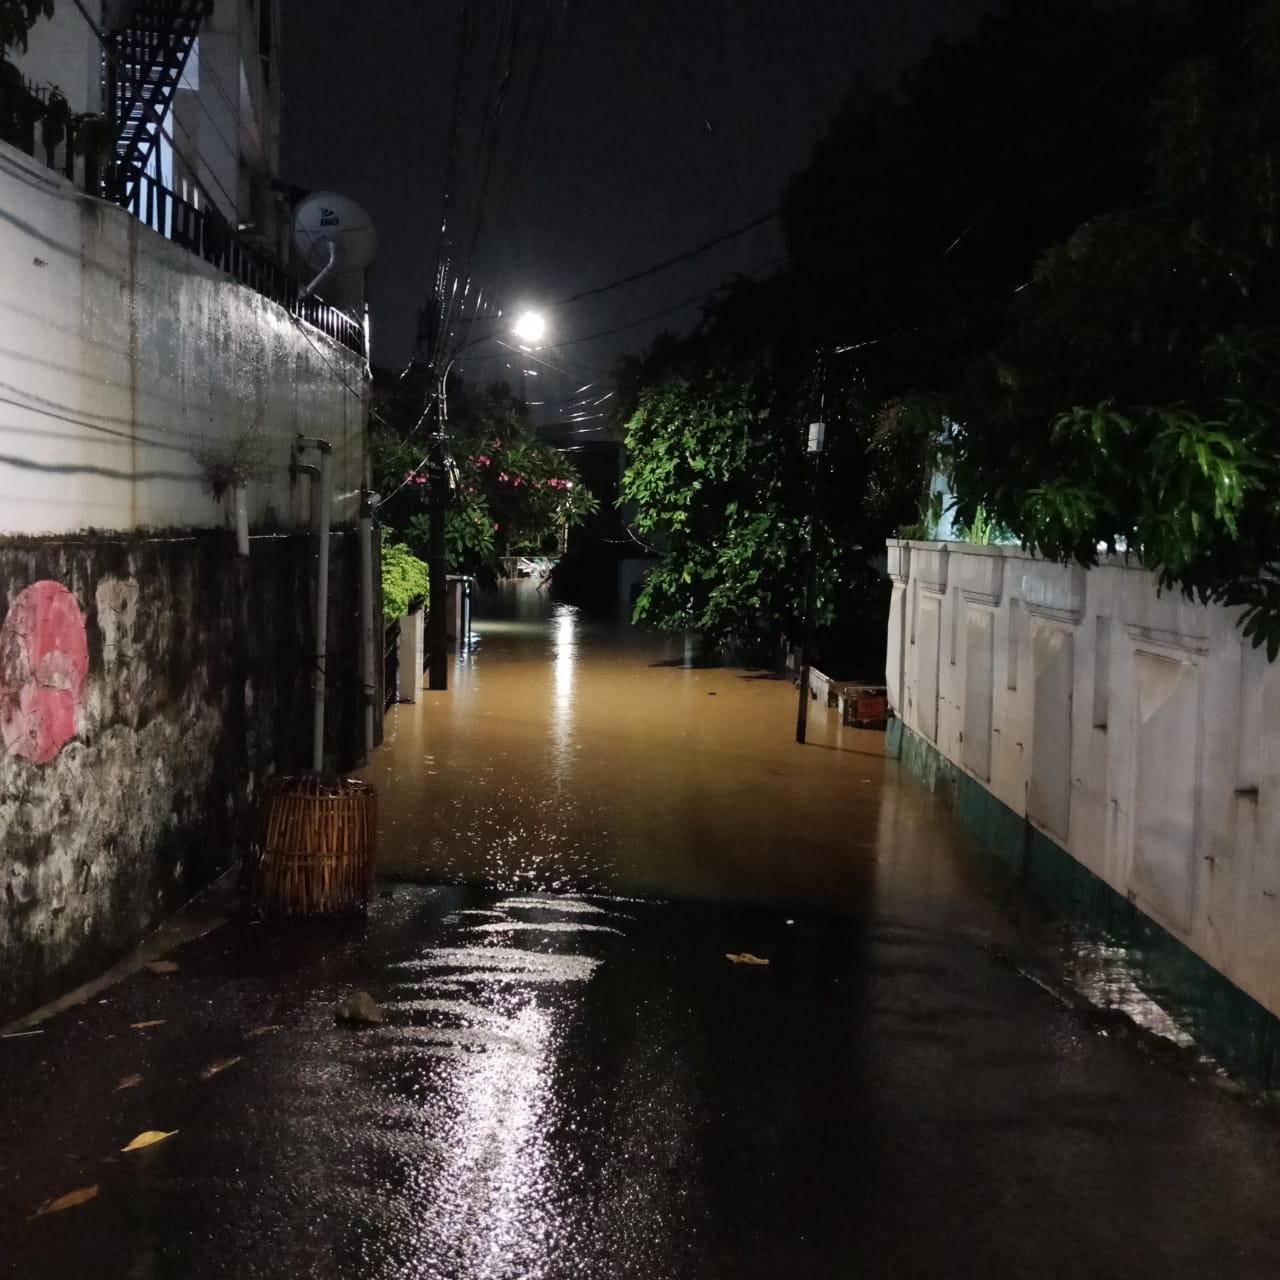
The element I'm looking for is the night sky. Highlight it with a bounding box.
[281,0,994,422]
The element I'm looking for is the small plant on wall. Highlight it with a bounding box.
[194,426,268,500]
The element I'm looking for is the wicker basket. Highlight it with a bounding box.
[257,773,377,916]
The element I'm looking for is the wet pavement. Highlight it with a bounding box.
[3,585,1280,1278]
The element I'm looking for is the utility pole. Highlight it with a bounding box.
[795,352,826,745]
[426,372,449,692]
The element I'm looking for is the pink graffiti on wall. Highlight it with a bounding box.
[0,581,89,764]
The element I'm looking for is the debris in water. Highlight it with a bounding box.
[201,1056,241,1080]
[336,991,385,1025]
[29,1185,98,1218]
[145,960,179,975]
[130,1020,166,1030]
[112,1074,143,1093]
[726,952,770,966]
[121,1130,178,1152]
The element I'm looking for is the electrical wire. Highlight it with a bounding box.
[547,257,782,348]
[548,208,781,308]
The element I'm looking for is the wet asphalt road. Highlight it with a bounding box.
[4,587,1280,1278]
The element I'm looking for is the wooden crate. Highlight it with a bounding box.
[840,686,890,730]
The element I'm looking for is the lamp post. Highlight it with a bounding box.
[424,307,547,691]
[795,352,827,745]
[513,309,545,412]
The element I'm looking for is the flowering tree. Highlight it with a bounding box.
[371,375,596,580]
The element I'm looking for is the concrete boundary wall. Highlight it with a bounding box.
[886,539,1280,1080]
[0,139,367,536]
[0,531,366,1020]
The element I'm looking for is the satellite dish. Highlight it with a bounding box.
[292,191,378,273]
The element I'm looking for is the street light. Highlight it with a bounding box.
[513,309,546,345]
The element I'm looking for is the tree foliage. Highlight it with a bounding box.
[619,285,907,659]
[944,1,1280,653]
[380,542,429,620]
[0,0,52,56]
[371,373,597,582]
[615,0,1196,659]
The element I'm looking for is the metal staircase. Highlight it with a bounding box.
[104,0,211,202]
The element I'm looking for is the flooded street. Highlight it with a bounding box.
[4,586,1280,1277]
[366,583,1022,938]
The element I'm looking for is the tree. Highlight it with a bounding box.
[618,282,907,661]
[616,1,1202,660]
[370,372,597,583]
[944,1,1280,653]
[0,1,52,56]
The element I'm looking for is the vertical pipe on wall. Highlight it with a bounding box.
[359,481,379,762]
[233,483,250,556]
[297,437,333,773]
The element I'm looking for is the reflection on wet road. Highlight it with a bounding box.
[4,586,1280,1278]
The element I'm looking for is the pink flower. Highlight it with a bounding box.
[493,522,500,531]
[477,455,491,468]
[499,471,509,483]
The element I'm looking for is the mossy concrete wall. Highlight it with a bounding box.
[0,531,366,1020]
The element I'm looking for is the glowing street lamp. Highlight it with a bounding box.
[513,310,546,345]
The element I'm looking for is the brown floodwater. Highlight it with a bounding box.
[362,582,1025,941]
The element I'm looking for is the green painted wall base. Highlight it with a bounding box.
[892,721,1280,1087]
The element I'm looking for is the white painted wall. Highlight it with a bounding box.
[887,539,1280,1019]
[0,139,367,535]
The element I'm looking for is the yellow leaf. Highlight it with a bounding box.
[112,1074,143,1093]
[145,960,178,975]
[121,1130,178,1152]
[725,952,770,966]
[130,1020,166,1030]
[200,1057,241,1080]
[30,1185,99,1218]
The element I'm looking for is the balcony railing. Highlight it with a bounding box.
[0,65,365,359]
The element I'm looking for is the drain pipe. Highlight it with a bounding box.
[296,436,333,773]
[358,472,379,762]
[232,482,250,556]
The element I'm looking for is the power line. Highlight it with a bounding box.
[549,256,782,348]
[549,208,781,308]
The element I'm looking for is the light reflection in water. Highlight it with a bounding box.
[550,604,578,770]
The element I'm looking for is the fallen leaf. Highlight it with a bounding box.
[145,960,178,975]
[121,1130,177,1152]
[725,952,770,966]
[201,1056,241,1080]
[112,1074,143,1093]
[30,1185,98,1218]
[245,1025,283,1039]
[130,1020,165,1030]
